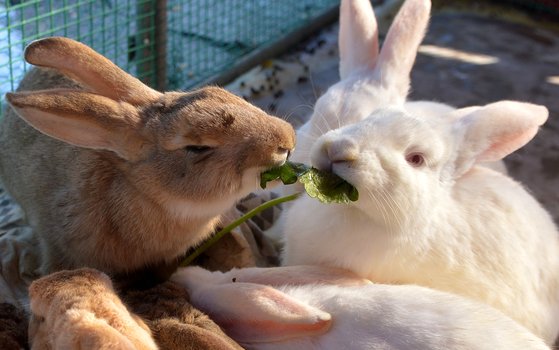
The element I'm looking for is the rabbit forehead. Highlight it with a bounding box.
[342,108,444,150]
[151,88,280,146]
[312,75,403,131]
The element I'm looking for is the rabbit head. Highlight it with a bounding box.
[293,0,430,164]
[309,101,547,228]
[6,37,295,220]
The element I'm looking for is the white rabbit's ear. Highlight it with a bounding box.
[6,90,149,161]
[376,0,431,95]
[453,101,548,176]
[339,0,379,79]
[189,282,331,344]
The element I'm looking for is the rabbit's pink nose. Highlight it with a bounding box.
[327,138,359,164]
[312,137,359,173]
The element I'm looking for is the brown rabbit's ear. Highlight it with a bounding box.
[6,91,149,161]
[24,37,162,105]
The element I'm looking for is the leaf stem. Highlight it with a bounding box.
[180,192,301,267]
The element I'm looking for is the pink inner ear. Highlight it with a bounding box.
[375,0,430,92]
[221,316,331,345]
[478,125,538,162]
[338,0,379,79]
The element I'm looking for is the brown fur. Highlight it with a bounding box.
[123,281,243,350]
[28,268,158,350]
[0,37,295,276]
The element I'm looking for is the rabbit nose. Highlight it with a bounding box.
[327,138,359,164]
[272,147,291,165]
[277,147,291,159]
[314,137,359,172]
[278,147,291,158]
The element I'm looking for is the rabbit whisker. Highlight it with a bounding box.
[366,188,391,236]
[377,187,404,235]
[308,69,320,103]
[316,110,337,136]
[284,104,313,124]
[378,188,399,235]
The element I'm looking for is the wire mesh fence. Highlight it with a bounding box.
[165,1,339,89]
[0,0,339,112]
[0,1,158,109]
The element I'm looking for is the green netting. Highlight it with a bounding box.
[0,0,158,112]
[165,0,339,89]
[1,0,338,113]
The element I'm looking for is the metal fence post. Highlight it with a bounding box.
[136,0,167,91]
[155,0,167,91]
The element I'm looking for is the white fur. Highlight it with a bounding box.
[173,266,550,350]
[276,0,559,344]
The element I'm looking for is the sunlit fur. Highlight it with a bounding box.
[0,37,295,276]
[278,0,559,344]
[172,266,550,350]
[28,268,157,350]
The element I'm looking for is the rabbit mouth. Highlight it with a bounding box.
[268,149,291,168]
[331,163,358,188]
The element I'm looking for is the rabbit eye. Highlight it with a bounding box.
[406,152,425,167]
[185,145,213,154]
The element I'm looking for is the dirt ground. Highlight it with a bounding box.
[228,6,559,225]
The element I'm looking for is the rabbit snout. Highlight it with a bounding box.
[254,119,295,168]
[272,147,291,166]
[327,138,359,164]
[312,135,359,173]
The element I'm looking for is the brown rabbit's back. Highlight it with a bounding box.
[0,68,113,271]
[0,68,85,192]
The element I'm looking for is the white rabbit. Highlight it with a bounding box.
[171,265,550,350]
[277,0,559,344]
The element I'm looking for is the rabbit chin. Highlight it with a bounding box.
[161,167,263,220]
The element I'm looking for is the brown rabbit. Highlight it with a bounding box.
[0,37,295,278]
[28,268,158,350]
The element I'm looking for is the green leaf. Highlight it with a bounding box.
[259,162,310,189]
[260,162,359,204]
[260,170,280,189]
[299,167,359,204]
